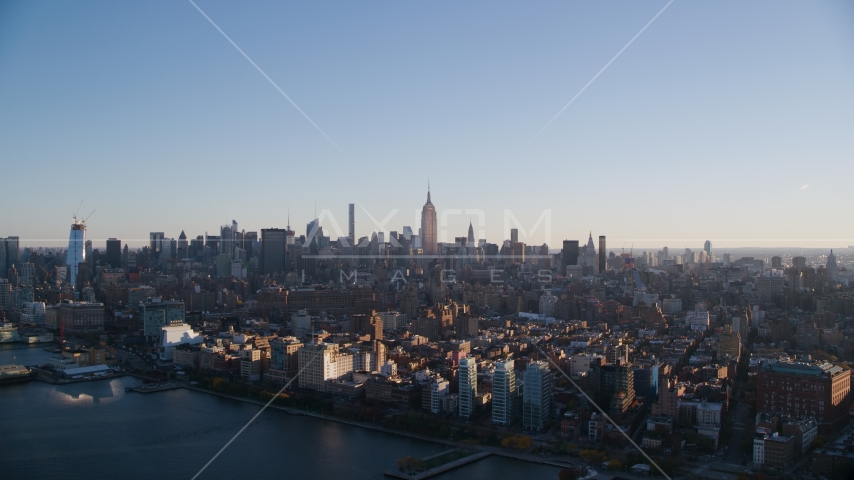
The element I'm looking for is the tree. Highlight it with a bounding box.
[607,459,623,471]
[502,435,533,451]
[579,449,607,465]
[211,377,225,391]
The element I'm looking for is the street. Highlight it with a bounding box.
[725,401,750,466]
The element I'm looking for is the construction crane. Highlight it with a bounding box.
[36,263,53,284]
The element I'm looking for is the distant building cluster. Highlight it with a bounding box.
[1,187,854,476]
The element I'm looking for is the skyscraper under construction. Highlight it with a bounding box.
[67,215,86,286]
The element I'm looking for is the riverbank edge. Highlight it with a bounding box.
[383,451,492,480]
[180,385,578,472]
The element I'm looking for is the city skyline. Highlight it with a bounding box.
[6,183,854,252]
[1,1,852,248]
[7,195,854,251]
[4,2,854,479]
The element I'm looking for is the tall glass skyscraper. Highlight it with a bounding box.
[67,218,86,286]
[523,361,553,431]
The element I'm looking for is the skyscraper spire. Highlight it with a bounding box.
[421,182,437,255]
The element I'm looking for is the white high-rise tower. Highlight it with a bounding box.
[458,356,477,418]
[492,357,517,426]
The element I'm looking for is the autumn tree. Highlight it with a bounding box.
[501,435,533,451]
[579,449,607,465]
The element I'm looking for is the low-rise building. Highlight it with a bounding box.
[754,427,794,468]
[159,324,203,361]
[812,424,854,479]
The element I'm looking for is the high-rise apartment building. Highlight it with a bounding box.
[426,375,450,414]
[596,361,635,414]
[459,357,477,418]
[493,357,518,426]
[523,361,552,430]
[420,186,437,256]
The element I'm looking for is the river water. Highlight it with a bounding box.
[0,345,561,480]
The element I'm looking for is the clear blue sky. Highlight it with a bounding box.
[1,1,852,250]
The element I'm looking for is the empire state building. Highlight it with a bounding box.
[421,185,438,256]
